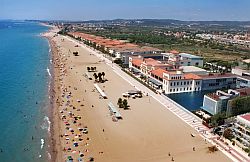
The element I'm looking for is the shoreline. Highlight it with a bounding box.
[42,26,62,162]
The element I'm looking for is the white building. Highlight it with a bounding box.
[179,53,204,67]
[162,70,202,94]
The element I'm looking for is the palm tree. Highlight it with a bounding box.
[102,72,105,80]
[117,98,123,108]
[123,99,128,109]
[98,72,103,82]
[93,73,98,81]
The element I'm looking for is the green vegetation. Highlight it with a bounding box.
[117,98,129,109]
[230,96,250,116]
[223,128,234,140]
[76,25,250,62]
[211,112,226,127]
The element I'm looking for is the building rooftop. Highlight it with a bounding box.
[132,59,143,67]
[169,50,179,55]
[240,114,250,122]
[242,59,250,64]
[150,68,168,79]
[183,73,202,80]
[180,66,207,73]
[179,53,202,59]
[198,73,236,79]
[237,87,250,96]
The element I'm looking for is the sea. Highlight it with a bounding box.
[0,21,51,162]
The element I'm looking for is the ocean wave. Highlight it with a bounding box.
[47,68,52,77]
[41,139,44,149]
[41,116,51,133]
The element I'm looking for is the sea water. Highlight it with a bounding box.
[0,21,51,162]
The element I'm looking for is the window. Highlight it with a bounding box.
[184,81,186,85]
[180,88,182,91]
[181,82,182,85]
[176,88,178,91]
[177,82,179,86]
[170,89,172,92]
[174,82,176,86]
[170,82,172,86]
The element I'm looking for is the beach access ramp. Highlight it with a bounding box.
[108,102,122,119]
[94,83,107,99]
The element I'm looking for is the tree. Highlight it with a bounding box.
[223,128,234,140]
[123,99,128,109]
[93,73,98,80]
[87,67,90,72]
[211,112,226,127]
[91,67,94,72]
[102,72,105,80]
[117,98,123,108]
[93,67,97,72]
[98,72,103,82]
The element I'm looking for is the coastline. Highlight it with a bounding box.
[42,26,62,162]
[41,24,231,161]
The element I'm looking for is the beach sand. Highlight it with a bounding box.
[45,28,232,162]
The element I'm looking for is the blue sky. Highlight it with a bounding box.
[1,0,250,21]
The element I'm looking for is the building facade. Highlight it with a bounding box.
[233,114,250,150]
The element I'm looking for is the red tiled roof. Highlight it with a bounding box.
[207,93,220,101]
[184,73,202,80]
[150,68,168,78]
[132,59,143,67]
[241,114,250,122]
[170,50,179,55]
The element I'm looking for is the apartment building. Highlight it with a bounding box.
[233,114,250,150]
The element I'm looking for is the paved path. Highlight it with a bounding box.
[65,35,250,162]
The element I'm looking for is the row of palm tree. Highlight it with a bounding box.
[87,67,97,72]
[93,72,105,83]
[117,98,128,109]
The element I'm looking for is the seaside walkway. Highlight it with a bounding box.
[65,35,250,162]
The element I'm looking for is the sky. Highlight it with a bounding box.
[1,0,250,21]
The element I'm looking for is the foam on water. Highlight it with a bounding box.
[41,139,45,149]
[41,116,51,133]
[47,68,52,77]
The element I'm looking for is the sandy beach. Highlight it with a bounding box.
[44,27,232,162]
